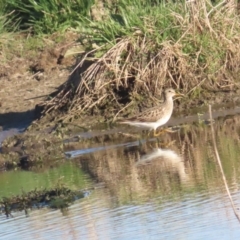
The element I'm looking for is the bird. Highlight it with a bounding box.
[118,88,184,136]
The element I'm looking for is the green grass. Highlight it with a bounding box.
[2,0,95,34]
[0,0,188,39]
[80,0,185,46]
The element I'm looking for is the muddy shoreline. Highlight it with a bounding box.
[1,95,240,171]
[1,81,240,131]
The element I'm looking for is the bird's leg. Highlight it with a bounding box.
[154,127,178,136]
[153,129,157,136]
[164,127,177,133]
[154,128,166,137]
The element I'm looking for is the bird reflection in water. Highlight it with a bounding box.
[135,142,189,183]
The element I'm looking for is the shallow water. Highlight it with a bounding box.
[1,109,240,239]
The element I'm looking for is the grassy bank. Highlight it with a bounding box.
[1,0,240,124]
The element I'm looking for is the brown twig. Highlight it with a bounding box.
[209,105,240,222]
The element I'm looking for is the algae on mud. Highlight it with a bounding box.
[0,185,85,217]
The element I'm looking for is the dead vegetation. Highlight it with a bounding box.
[0,184,85,217]
[36,0,240,124]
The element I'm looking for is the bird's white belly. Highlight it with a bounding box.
[156,114,171,127]
[123,114,171,130]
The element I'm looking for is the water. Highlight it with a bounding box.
[1,111,240,239]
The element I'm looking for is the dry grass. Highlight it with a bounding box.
[41,39,194,119]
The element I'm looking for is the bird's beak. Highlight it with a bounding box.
[174,93,185,98]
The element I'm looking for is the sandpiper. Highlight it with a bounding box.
[118,88,184,136]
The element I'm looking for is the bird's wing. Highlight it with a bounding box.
[127,105,166,123]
